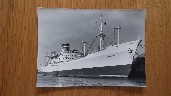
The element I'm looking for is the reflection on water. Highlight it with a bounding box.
[36,75,146,87]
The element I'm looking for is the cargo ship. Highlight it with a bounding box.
[38,14,145,78]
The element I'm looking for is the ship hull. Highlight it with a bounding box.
[39,50,135,77]
[39,40,140,77]
[56,64,132,77]
[39,65,132,77]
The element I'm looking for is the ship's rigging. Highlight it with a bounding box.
[44,14,123,64]
[81,14,122,56]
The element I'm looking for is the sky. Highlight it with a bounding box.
[37,8,145,67]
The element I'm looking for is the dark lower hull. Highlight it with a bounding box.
[39,64,132,77]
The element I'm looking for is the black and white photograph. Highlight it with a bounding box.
[37,8,146,87]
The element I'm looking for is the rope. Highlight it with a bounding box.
[85,35,98,54]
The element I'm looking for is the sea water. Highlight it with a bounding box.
[36,75,146,87]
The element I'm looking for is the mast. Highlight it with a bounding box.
[99,14,106,50]
[45,52,50,65]
[82,40,86,56]
[116,26,121,45]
